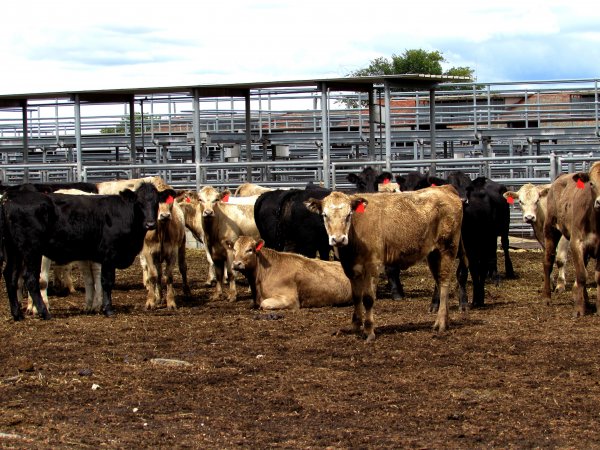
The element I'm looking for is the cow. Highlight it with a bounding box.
[140,193,191,310]
[543,164,600,317]
[0,182,98,195]
[97,176,170,195]
[25,188,103,315]
[504,183,569,292]
[234,183,273,197]
[231,236,352,310]
[0,183,172,320]
[346,167,393,193]
[305,185,464,341]
[177,190,218,287]
[254,187,332,261]
[187,186,260,302]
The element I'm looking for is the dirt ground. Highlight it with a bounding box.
[2,246,600,449]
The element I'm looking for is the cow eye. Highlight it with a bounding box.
[322,212,327,219]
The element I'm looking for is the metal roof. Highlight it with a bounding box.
[0,74,469,106]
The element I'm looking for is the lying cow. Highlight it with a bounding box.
[97,175,170,195]
[504,183,569,292]
[234,182,273,197]
[543,164,600,316]
[0,183,172,320]
[306,186,464,340]
[140,193,191,310]
[231,236,352,309]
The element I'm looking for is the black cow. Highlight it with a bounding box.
[346,167,393,192]
[395,171,446,191]
[254,186,332,260]
[0,182,99,194]
[0,183,174,320]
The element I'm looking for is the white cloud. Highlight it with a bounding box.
[0,0,599,94]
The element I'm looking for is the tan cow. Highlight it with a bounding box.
[97,176,170,195]
[504,183,570,292]
[188,186,260,302]
[543,163,600,316]
[305,186,463,340]
[231,236,352,309]
[234,182,273,197]
[140,194,190,310]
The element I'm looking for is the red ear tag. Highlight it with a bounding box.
[383,178,390,184]
[431,183,437,187]
[255,241,264,251]
[506,196,515,205]
[185,197,191,203]
[576,179,585,189]
[166,195,174,204]
[355,202,365,213]
[222,194,230,202]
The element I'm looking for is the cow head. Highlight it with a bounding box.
[197,186,230,217]
[126,183,161,230]
[231,236,264,271]
[573,162,600,211]
[347,167,392,193]
[503,183,550,224]
[156,189,179,223]
[305,191,367,247]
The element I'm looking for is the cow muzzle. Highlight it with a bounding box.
[158,212,171,222]
[524,214,536,224]
[595,198,600,211]
[232,260,244,270]
[145,221,157,230]
[203,210,215,217]
[329,234,349,247]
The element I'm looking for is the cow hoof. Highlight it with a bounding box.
[554,285,566,294]
[103,308,115,317]
[391,293,403,301]
[13,313,25,322]
[429,304,440,313]
[365,332,376,342]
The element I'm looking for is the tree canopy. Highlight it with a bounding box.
[347,49,474,80]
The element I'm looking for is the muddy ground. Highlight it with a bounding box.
[1,247,600,448]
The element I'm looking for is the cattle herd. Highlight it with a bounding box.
[1,163,599,341]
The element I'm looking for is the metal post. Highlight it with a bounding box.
[368,89,375,159]
[383,81,392,172]
[74,94,82,181]
[245,91,252,180]
[429,88,437,175]
[320,83,331,188]
[192,88,202,190]
[21,101,29,182]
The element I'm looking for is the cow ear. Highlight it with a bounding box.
[538,186,550,197]
[347,173,359,183]
[304,198,323,214]
[503,191,519,201]
[573,173,590,183]
[376,172,393,184]
[120,189,136,201]
[225,239,235,250]
[351,197,368,212]
[395,175,405,184]
[158,189,177,204]
[220,190,231,202]
[254,239,265,252]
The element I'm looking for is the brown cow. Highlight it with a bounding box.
[187,186,260,302]
[231,236,352,309]
[305,186,463,340]
[140,194,191,310]
[504,183,569,292]
[543,163,600,316]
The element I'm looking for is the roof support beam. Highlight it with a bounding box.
[21,101,29,182]
[74,94,82,181]
[244,91,252,181]
[429,88,437,175]
[383,81,392,172]
[320,83,330,188]
[192,88,203,190]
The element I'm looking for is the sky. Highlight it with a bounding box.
[1,0,600,95]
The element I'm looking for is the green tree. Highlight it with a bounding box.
[100,112,159,134]
[342,49,475,106]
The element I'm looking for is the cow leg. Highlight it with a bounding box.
[543,228,562,304]
[100,266,116,317]
[361,272,378,342]
[501,231,516,279]
[570,240,588,317]
[141,253,158,310]
[260,292,299,310]
[433,253,454,332]
[203,246,217,286]
[456,256,469,311]
[178,241,192,298]
[91,263,103,312]
[384,264,404,300]
[211,260,226,301]
[594,258,600,316]
[3,259,25,321]
[554,236,569,293]
[348,283,365,336]
[23,259,50,320]
[79,261,95,312]
[225,251,237,302]
[165,253,177,310]
[28,256,52,315]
